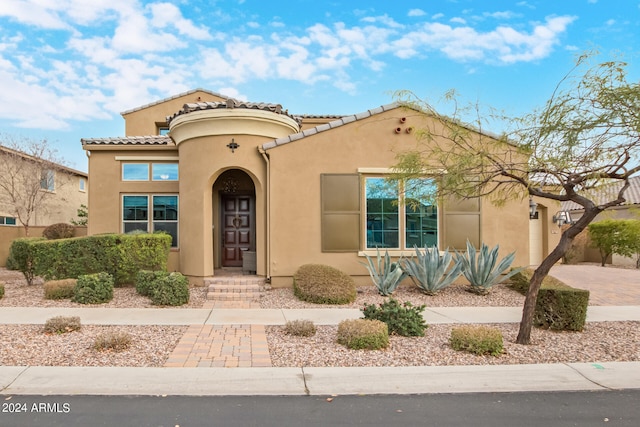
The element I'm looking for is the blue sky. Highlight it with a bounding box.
[1,0,638,172]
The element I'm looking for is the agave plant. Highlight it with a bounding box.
[361,249,407,296]
[455,240,524,295]
[402,245,462,295]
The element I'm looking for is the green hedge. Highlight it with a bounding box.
[510,268,589,331]
[6,237,45,285]
[8,233,171,286]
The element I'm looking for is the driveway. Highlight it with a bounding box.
[549,264,640,305]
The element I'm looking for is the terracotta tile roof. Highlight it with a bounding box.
[261,102,400,151]
[167,100,302,125]
[80,136,173,146]
[561,175,640,211]
[120,88,229,115]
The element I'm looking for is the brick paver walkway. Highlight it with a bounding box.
[549,264,640,306]
[164,324,271,368]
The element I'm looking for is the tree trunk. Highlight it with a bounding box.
[516,208,600,344]
[516,236,568,344]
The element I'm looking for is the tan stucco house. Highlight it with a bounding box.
[0,144,88,228]
[81,89,558,286]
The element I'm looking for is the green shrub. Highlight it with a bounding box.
[94,331,132,352]
[360,249,407,296]
[6,237,44,285]
[72,272,114,304]
[43,279,76,300]
[43,316,82,334]
[450,325,504,356]
[535,285,589,331]
[362,298,427,337]
[0,282,4,299]
[42,223,75,240]
[149,272,189,306]
[293,264,356,305]
[22,233,171,286]
[135,270,169,296]
[337,319,389,350]
[284,319,317,337]
[510,268,589,331]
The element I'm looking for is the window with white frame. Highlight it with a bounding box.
[40,169,55,191]
[365,177,437,250]
[122,195,178,247]
[79,177,86,191]
[122,163,149,181]
[0,216,17,225]
[152,163,178,181]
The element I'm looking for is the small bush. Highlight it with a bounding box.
[43,279,76,300]
[135,270,168,296]
[450,325,503,356]
[0,282,4,299]
[293,264,356,305]
[337,319,389,350]
[42,223,75,240]
[284,319,317,337]
[72,272,114,304]
[510,268,589,331]
[362,298,427,337]
[6,237,44,285]
[94,331,132,352]
[43,316,82,334]
[149,272,189,306]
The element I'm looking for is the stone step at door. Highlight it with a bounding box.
[204,277,265,302]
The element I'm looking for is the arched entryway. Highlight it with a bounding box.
[213,169,256,269]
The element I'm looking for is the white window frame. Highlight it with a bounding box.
[121,194,179,248]
[122,163,150,181]
[151,163,179,181]
[362,175,439,253]
[40,169,55,192]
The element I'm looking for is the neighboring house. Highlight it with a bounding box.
[81,89,558,286]
[562,176,640,266]
[0,144,88,228]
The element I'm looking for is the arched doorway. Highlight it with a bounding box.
[213,170,256,268]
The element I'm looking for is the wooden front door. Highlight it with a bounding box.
[222,195,253,267]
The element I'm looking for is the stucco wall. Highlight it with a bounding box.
[265,109,532,286]
[122,90,227,136]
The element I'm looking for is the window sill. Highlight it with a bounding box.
[358,249,444,257]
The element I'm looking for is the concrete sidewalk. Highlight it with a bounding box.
[1,305,639,325]
[1,362,639,396]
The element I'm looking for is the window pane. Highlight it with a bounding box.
[153,222,177,247]
[153,196,178,220]
[6,217,16,225]
[40,170,54,191]
[405,178,438,248]
[152,163,178,181]
[79,178,86,191]
[124,222,148,234]
[123,196,148,220]
[366,178,399,248]
[153,195,178,247]
[122,164,149,181]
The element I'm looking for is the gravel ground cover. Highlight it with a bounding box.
[1,268,639,368]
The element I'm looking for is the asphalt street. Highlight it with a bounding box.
[2,390,639,427]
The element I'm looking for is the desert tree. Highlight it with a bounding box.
[0,135,69,236]
[392,54,640,344]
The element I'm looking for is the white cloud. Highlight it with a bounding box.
[408,9,426,17]
[0,2,579,130]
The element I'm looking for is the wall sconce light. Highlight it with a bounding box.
[552,211,573,228]
[529,197,538,219]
